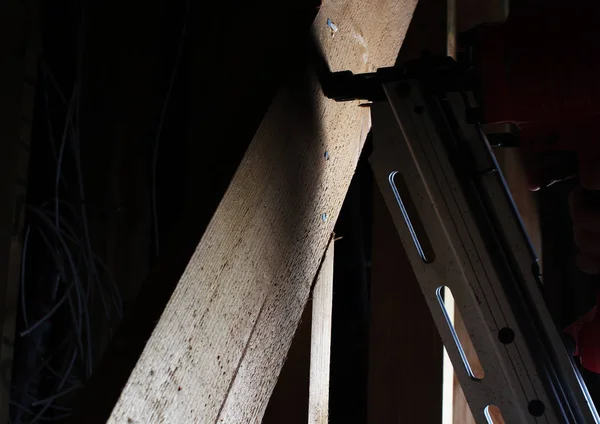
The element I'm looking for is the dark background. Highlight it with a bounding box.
[12,0,597,422]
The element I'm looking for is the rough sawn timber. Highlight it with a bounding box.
[108,0,417,422]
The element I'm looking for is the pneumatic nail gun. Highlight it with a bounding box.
[321,55,599,423]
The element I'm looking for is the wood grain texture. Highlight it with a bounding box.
[308,240,334,424]
[107,1,417,423]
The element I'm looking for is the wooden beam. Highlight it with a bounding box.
[70,5,323,423]
[106,1,417,423]
[308,239,334,424]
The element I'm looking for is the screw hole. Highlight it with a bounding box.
[498,327,515,344]
[528,400,545,417]
[414,105,424,115]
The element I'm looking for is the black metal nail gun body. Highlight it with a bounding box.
[324,57,599,423]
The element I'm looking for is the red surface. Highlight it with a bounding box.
[564,294,600,374]
[477,2,600,157]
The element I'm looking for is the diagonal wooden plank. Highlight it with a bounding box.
[107,1,417,422]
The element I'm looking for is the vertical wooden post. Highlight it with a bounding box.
[442,289,455,424]
[308,240,334,424]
